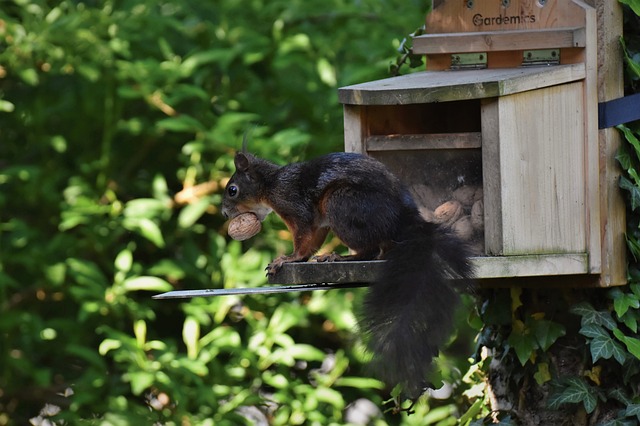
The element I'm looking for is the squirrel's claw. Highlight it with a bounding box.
[266,254,308,277]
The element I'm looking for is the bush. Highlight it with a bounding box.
[0,1,470,425]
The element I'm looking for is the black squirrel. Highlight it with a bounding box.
[221,150,474,397]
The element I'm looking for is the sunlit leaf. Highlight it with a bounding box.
[183,317,200,359]
[122,276,172,292]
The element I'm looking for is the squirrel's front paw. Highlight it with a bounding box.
[265,259,284,276]
[266,255,294,276]
[266,254,307,276]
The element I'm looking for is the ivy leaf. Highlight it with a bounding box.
[610,288,640,317]
[607,387,632,405]
[618,124,640,165]
[625,403,640,421]
[613,328,640,360]
[508,319,537,366]
[631,283,640,298]
[619,175,640,211]
[626,233,640,262]
[570,302,617,330]
[530,319,566,351]
[622,359,640,385]
[597,420,638,426]
[619,0,640,16]
[511,287,523,314]
[534,362,551,385]
[619,310,639,333]
[579,323,611,339]
[548,377,597,414]
[590,334,628,365]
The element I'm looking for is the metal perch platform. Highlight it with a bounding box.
[152,260,384,299]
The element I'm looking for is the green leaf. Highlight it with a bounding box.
[619,176,640,211]
[314,387,345,410]
[183,317,200,359]
[590,334,628,364]
[98,338,122,356]
[608,387,633,405]
[579,323,611,339]
[156,115,205,133]
[123,198,168,218]
[570,302,617,330]
[508,320,537,366]
[618,124,640,164]
[122,276,172,292]
[114,249,133,273]
[620,310,639,333]
[125,371,155,395]
[548,377,598,414]
[530,319,566,351]
[613,328,640,360]
[67,258,108,287]
[619,1,640,23]
[178,197,211,228]
[611,289,640,318]
[123,217,165,248]
[0,99,15,112]
[534,362,552,385]
[626,403,640,421]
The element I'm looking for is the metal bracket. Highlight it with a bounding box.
[522,49,560,66]
[450,53,487,70]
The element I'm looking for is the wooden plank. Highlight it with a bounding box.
[595,0,626,286]
[474,254,589,278]
[338,64,585,106]
[425,0,588,34]
[481,99,503,255]
[413,27,585,55]
[582,4,603,275]
[267,260,384,285]
[496,82,586,255]
[365,133,482,151]
[261,254,590,285]
[343,105,366,154]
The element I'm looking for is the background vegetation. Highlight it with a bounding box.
[1,0,640,425]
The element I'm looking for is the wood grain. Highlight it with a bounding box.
[338,64,585,106]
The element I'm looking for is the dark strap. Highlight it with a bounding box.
[598,92,640,129]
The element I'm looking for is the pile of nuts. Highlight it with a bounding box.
[412,184,484,250]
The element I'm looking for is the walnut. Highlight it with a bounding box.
[228,213,261,241]
[433,200,463,226]
[452,185,477,207]
[471,200,484,231]
[452,215,473,240]
[419,206,435,222]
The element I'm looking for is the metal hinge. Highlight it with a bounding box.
[522,49,560,66]
[450,53,488,70]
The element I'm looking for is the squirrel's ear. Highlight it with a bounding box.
[234,152,250,172]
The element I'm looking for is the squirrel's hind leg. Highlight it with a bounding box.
[312,249,380,263]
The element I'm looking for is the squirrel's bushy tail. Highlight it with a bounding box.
[359,220,474,397]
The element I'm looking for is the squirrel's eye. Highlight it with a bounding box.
[227,184,239,198]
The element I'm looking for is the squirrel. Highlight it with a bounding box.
[221,150,474,398]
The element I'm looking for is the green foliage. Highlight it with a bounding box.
[1,0,455,425]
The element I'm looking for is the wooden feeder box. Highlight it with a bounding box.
[336,0,626,287]
[153,0,627,300]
